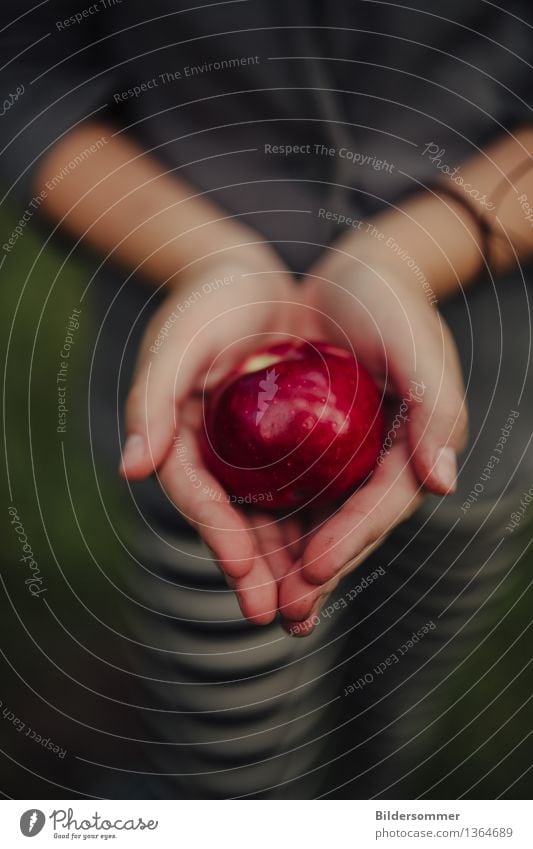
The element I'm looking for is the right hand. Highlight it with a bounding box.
[120,249,302,624]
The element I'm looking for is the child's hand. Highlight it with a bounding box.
[120,252,300,624]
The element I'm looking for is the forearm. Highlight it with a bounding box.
[318,126,533,300]
[33,121,275,287]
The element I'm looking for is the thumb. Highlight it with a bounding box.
[120,361,175,480]
[120,351,199,480]
[405,331,468,495]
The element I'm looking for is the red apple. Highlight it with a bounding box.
[201,340,384,510]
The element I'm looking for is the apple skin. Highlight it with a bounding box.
[201,340,384,510]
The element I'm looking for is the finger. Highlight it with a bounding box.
[282,616,320,638]
[278,563,330,624]
[157,428,259,579]
[279,533,386,627]
[250,514,296,582]
[400,316,468,496]
[282,594,332,637]
[301,438,422,585]
[280,516,307,561]
[120,352,198,480]
[234,556,278,626]
[120,368,171,481]
[208,540,277,626]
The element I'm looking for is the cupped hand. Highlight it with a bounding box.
[120,249,302,625]
[278,248,469,634]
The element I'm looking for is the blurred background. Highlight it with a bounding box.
[0,200,144,799]
[1,198,532,799]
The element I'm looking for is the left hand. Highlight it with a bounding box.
[277,247,468,635]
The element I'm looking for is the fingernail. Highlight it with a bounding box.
[434,446,457,492]
[121,434,146,469]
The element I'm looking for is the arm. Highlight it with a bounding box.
[33,119,299,626]
[318,126,533,301]
[306,125,533,499]
[280,127,533,632]
[33,120,274,284]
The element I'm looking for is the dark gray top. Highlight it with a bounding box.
[1,1,532,269]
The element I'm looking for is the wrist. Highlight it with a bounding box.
[310,228,437,311]
[377,191,485,297]
[312,189,485,304]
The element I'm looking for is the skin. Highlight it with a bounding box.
[34,121,533,632]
